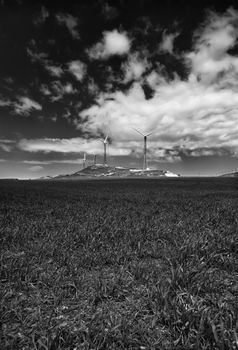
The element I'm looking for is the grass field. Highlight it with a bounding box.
[1,178,238,350]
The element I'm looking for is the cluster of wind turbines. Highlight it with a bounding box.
[82,129,153,171]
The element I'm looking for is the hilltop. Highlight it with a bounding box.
[220,171,238,177]
[50,164,180,179]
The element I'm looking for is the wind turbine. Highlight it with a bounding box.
[99,135,109,166]
[181,137,190,156]
[132,128,153,170]
[82,152,87,169]
[93,153,97,165]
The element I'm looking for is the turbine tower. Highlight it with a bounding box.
[83,152,86,169]
[133,128,153,170]
[93,154,97,165]
[99,135,109,166]
[181,137,189,156]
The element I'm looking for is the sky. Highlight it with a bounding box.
[1,0,238,178]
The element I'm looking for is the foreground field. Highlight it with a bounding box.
[0,178,238,350]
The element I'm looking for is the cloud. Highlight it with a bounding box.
[75,8,238,160]
[0,98,11,107]
[14,97,42,116]
[88,29,131,59]
[149,149,182,163]
[12,7,238,165]
[50,81,76,102]
[27,47,64,77]
[101,2,119,20]
[23,160,50,165]
[68,60,87,81]
[40,81,76,101]
[145,70,167,89]
[40,84,51,96]
[0,139,15,152]
[122,54,150,83]
[189,148,232,157]
[45,65,64,77]
[187,7,238,83]
[23,159,91,165]
[4,77,14,84]
[17,137,184,163]
[27,47,47,61]
[18,137,134,156]
[18,138,87,153]
[87,78,100,96]
[79,76,238,156]
[56,13,80,39]
[29,165,43,172]
[159,31,179,54]
[34,6,49,25]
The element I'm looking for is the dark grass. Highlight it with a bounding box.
[0,178,238,349]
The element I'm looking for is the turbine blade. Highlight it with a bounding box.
[132,128,144,136]
[104,135,109,142]
[145,131,153,137]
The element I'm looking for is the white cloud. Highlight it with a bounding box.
[40,82,75,100]
[149,148,182,163]
[29,165,43,172]
[0,145,11,151]
[34,6,49,25]
[50,81,76,101]
[45,64,64,77]
[0,98,11,107]
[0,139,15,152]
[101,3,119,20]
[76,8,238,160]
[187,7,238,83]
[23,160,50,165]
[56,13,80,39]
[159,31,179,54]
[122,54,150,83]
[16,8,238,163]
[4,77,14,84]
[18,137,134,156]
[27,46,47,61]
[68,60,87,81]
[189,148,231,157]
[88,78,100,96]
[88,29,131,59]
[17,137,184,163]
[79,76,238,156]
[23,159,92,165]
[14,97,42,116]
[27,47,64,77]
[145,70,167,89]
[104,30,130,55]
[40,84,51,96]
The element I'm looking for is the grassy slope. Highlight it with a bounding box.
[0,178,238,350]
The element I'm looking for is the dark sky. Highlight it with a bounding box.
[1,0,238,178]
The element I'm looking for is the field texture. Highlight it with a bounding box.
[0,178,238,350]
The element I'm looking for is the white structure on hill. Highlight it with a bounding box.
[99,135,109,166]
[132,128,153,170]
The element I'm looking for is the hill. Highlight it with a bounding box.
[53,164,179,179]
[220,171,238,177]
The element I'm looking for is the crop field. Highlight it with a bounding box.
[0,178,238,350]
